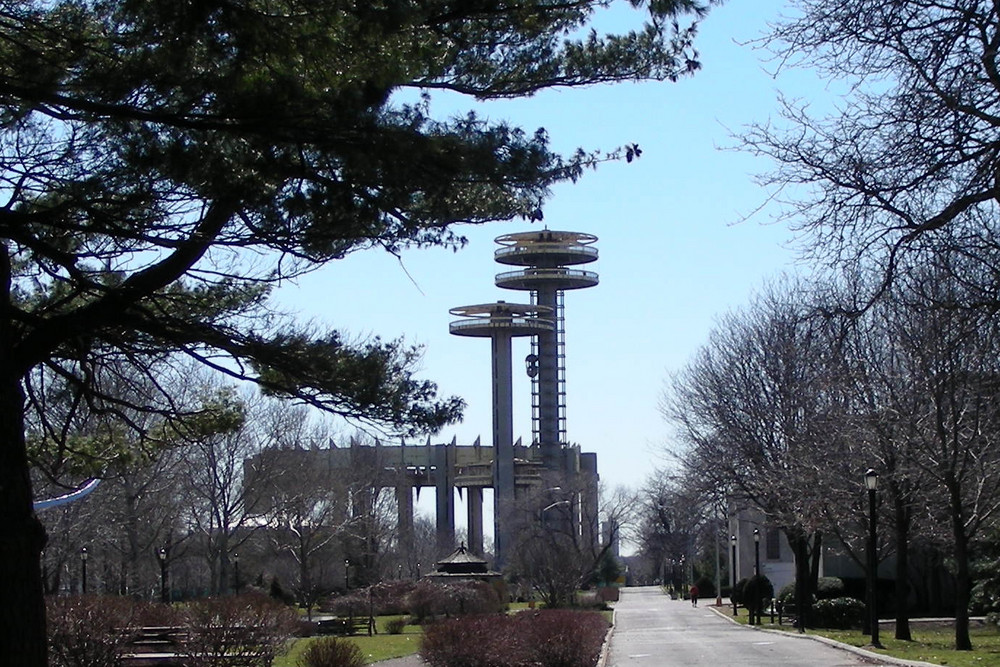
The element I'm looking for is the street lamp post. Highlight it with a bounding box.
[730,535,737,616]
[233,553,240,595]
[752,529,762,625]
[80,547,88,594]
[753,529,761,576]
[715,521,723,607]
[158,547,168,603]
[865,468,882,648]
[344,559,350,590]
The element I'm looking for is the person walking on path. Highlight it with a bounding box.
[689,584,699,607]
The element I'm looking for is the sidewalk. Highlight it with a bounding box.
[605,586,902,667]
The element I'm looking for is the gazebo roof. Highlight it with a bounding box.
[434,543,490,574]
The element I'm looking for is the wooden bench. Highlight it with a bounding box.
[776,600,799,625]
[121,626,187,666]
[316,616,372,636]
[121,624,278,665]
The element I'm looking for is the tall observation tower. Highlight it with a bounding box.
[493,230,599,470]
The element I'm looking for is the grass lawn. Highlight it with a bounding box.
[274,617,423,667]
[810,625,1000,667]
[723,610,1000,667]
[273,605,612,666]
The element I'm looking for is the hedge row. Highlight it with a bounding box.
[420,609,610,667]
[47,592,298,667]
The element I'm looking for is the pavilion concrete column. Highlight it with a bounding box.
[433,443,456,558]
[467,487,484,556]
[396,483,414,568]
[581,452,600,548]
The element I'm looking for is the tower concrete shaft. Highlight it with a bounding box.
[449,302,553,568]
[534,284,560,467]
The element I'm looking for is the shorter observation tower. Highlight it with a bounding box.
[493,230,598,470]
[449,302,553,567]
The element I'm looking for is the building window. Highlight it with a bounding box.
[766,528,781,560]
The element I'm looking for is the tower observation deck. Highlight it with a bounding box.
[493,230,598,470]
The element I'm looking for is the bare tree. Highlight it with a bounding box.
[665,279,852,627]
[883,267,1000,649]
[742,0,1000,310]
[507,481,628,607]
[176,384,255,595]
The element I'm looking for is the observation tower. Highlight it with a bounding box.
[494,230,599,470]
[449,301,553,567]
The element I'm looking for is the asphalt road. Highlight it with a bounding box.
[606,587,889,667]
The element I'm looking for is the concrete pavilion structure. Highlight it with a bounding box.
[245,229,604,573]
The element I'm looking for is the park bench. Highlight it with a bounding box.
[121,624,276,665]
[775,600,798,625]
[316,615,373,636]
[121,626,187,666]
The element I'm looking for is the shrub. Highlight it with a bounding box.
[420,610,609,667]
[406,580,504,623]
[368,581,416,615]
[517,610,609,667]
[296,637,365,667]
[815,577,845,600]
[322,590,372,619]
[384,617,408,635]
[47,595,141,667]
[421,614,526,667]
[182,592,298,667]
[812,597,865,629]
[296,620,319,638]
[270,577,296,604]
[693,576,715,599]
[732,578,748,605]
[734,576,772,608]
[777,583,796,605]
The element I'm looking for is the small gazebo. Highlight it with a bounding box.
[425,543,502,582]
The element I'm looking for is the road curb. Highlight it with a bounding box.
[597,607,616,667]
[705,606,942,667]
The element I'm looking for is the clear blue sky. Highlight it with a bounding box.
[274,1,817,529]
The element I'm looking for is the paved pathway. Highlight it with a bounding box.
[606,586,892,667]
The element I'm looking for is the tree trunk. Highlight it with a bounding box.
[0,376,48,666]
[809,532,822,592]
[949,482,972,650]
[892,492,912,641]
[787,529,813,632]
